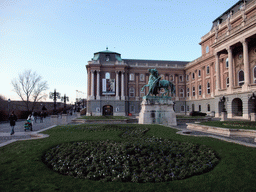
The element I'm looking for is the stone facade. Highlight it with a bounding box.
[86,0,256,120]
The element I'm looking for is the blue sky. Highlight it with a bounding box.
[1,0,238,104]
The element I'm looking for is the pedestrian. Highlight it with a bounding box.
[34,112,37,123]
[40,112,44,123]
[28,114,35,125]
[9,111,17,135]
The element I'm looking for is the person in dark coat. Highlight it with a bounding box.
[9,111,17,135]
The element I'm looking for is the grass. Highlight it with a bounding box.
[1,123,256,192]
[176,115,208,119]
[78,116,130,120]
[199,121,256,130]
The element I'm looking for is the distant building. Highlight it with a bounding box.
[86,0,256,120]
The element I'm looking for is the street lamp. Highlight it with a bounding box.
[220,96,226,112]
[61,94,69,114]
[49,89,61,115]
[8,98,11,120]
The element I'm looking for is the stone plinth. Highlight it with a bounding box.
[51,115,58,125]
[251,113,256,121]
[62,114,68,124]
[220,111,227,121]
[138,96,176,126]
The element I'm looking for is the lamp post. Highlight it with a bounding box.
[220,96,226,112]
[49,89,61,115]
[8,98,11,120]
[61,94,69,114]
[251,93,256,113]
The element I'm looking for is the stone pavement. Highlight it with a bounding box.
[0,114,78,147]
[1,117,256,148]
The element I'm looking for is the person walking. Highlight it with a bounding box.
[28,114,34,125]
[9,111,17,135]
[40,112,44,123]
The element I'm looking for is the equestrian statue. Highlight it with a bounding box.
[141,68,175,97]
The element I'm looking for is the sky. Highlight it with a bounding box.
[1,0,238,104]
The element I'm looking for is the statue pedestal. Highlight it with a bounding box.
[220,111,227,121]
[138,96,177,126]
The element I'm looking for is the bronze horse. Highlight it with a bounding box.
[141,69,175,97]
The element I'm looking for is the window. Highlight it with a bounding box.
[181,105,185,112]
[192,73,195,80]
[105,72,110,79]
[199,105,201,112]
[116,107,119,112]
[187,105,190,112]
[198,70,201,77]
[206,46,209,53]
[238,70,244,86]
[186,74,189,81]
[198,85,202,96]
[207,104,211,112]
[180,88,184,98]
[187,88,190,97]
[130,105,135,113]
[254,66,256,83]
[206,66,210,74]
[226,77,229,88]
[140,89,145,98]
[129,73,134,81]
[160,74,165,80]
[140,74,145,81]
[179,75,183,82]
[226,58,229,68]
[207,82,210,94]
[96,107,100,112]
[192,86,195,96]
[129,87,135,97]
[170,75,174,81]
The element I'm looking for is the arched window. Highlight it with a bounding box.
[192,86,195,96]
[198,70,201,77]
[169,75,174,82]
[179,75,183,82]
[105,72,110,79]
[186,74,189,81]
[187,88,190,97]
[226,77,229,88]
[207,82,210,94]
[254,66,256,83]
[238,70,244,86]
[140,74,145,81]
[192,73,195,80]
[129,87,135,97]
[206,66,210,74]
[206,46,209,53]
[207,104,211,112]
[129,73,134,81]
[198,85,202,95]
[226,58,229,68]
[179,88,184,98]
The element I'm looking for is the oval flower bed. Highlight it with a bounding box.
[43,133,219,183]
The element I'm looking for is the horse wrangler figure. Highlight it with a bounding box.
[141,68,175,97]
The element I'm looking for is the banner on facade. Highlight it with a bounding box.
[102,79,115,95]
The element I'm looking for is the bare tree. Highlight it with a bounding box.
[11,70,49,112]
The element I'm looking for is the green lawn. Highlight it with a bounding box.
[1,124,256,192]
[176,115,208,119]
[78,116,130,120]
[200,121,256,130]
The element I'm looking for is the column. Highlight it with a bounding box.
[227,46,234,90]
[215,53,220,92]
[241,39,250,88]
[116,71,119,100]
[121,71,125,100]
[175,74,179,100]
[96,70,100,100]
[90,70,95,100]
[202,66,205,98]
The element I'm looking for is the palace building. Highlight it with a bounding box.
[86,0,256,120]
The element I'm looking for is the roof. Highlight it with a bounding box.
[122,59,189,66]
[94,47,120,55]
